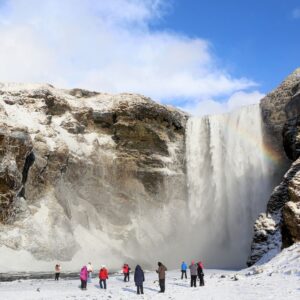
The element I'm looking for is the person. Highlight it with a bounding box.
[197,261,205,286]
[123,264,131,282]
[181,261,187,279]
[55,264,61,281]
[98,265,109,289]
[80,265,88,290]
[87,262,93,283]
[134,265,145,295]
[156,262,167,293]
[189,261,197,288]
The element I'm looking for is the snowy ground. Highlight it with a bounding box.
[0,244,299,300]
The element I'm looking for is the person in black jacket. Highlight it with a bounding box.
[197,261,205,286]
[134,265,145,295]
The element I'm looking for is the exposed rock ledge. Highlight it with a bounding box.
[248,68,300,265]
[0,83,188,271]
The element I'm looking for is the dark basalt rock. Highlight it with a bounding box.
[113,121,169,156]
[69,88,100,98]
[283,116,300,161]
[44,93,70,116]
[0,128,33,223]
[93,111,116,128]
[248,68,300,266]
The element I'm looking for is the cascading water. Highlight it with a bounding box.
[186,104,277,268]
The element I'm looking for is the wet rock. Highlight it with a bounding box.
[4,99,15,105]
[283,116,300,161]
[72,108,93,127]
[282,166,300,243]
[249,68,300,265]
[69,88,99,98]
[61,119,85,134]
[0,128,33,223]
[260,68,300,155]
[93,111,116,128]
[44,94,70,116]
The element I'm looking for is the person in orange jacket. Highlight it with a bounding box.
[99,265,109,289]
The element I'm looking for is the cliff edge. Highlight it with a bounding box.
[248,68,300,265]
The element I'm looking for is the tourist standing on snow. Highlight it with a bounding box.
[80,265,88,290]
[134,265,145,295]
[189,261,197,287]
[98,265,109,289]
[156,262,167,293]
[197,261,205,286]
[181,261,187,279]
[123,263,131,282]
[54,264,61,280]
[87,262,93,282]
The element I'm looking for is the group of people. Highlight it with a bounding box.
[181,261,205,287]
[79,262,96,289]
[55,260,204,295]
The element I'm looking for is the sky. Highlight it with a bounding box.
[0,0,299,115]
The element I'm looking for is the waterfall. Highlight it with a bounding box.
[186,104,276,268]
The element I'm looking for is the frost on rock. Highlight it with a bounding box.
[247,242,300,277]
[248,68,300,266]
[0,83,188,272]
[248,158,300,266]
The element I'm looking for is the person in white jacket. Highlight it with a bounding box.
[87,262,93,283]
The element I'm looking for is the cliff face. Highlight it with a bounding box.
[1,69,299,271]
[0,84,187,271]
[248,68,300,266]
[0,128,33,223]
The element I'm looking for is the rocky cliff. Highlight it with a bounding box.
[0,84,188,271]
[248,68,300,265]
[1,69,300,272]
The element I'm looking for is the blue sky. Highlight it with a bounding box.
[0,0,299,115]
[156,0,300,94]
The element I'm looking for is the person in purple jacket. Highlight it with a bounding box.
[80,265,88,290]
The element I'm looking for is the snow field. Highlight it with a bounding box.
[0,268,299,300]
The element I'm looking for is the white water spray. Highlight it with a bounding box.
[186,104,276,268]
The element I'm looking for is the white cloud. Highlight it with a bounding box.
[227,90,264,110]
[292,8,300,19]
[0,0,258,113]
[181,91,265,116]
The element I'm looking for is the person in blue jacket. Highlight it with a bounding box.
[181,261,187,279]
[134,265,145,295]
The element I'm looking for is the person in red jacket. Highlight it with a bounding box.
[197,261,205,286]
[99,265,109,289]
[123,263,131,282]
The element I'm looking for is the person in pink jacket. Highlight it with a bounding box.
[80,266,88,290]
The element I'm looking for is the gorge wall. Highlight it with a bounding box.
[0,68,299,272]
[248,68,300,265]
[0,84,188,271]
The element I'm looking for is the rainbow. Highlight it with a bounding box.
[225,116,284,166]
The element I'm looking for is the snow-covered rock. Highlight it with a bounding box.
[0,83,188,271]
[248,69,300,265]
